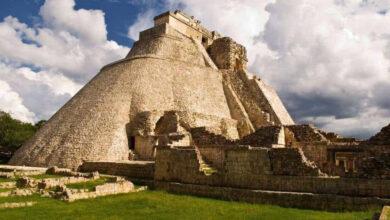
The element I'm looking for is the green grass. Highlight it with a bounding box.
[0,190,376,220]
[0,177,13,183]
[0,188,12,193]
[66,178,109,191]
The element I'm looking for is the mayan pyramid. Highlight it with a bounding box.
[9,11,294,169]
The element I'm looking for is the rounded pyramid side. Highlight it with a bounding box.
[9,29,234,169]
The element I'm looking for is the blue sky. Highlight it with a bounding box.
[0,0,390,139]
[0,0,156,47]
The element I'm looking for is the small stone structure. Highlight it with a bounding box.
[6,11,390,210]
[380,206,390,220]
[54,181,135,202]
[0,202,36,209]
[0,165,141,206]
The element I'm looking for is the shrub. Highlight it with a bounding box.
[0,112,46,163]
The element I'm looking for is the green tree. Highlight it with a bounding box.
[0,112,37,150]
[35,120,47,129]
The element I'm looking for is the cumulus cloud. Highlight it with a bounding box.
[128,0,390,138]
[255,0,390,138]
[165,0,274,62]
[0,63,82,120]
[40,0,107,44]
[127,9,155,41]
[0,80,35,123]
[0,0,129,123]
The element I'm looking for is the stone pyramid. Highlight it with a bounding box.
[9,11,293,169]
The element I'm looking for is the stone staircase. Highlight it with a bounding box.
[194,145,217,176]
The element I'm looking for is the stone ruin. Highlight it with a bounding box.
[0,165,142,208]
[6,10,390,210]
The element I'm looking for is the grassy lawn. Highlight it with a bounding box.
[0,190,376,220]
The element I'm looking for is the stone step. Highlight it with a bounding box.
[195,145,218,176]
[156,181,390,211]
[199,163,217,176]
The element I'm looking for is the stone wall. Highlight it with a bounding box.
[156,182,390,211]
[190,127,234,146]
[208,37,247,70]
[250,79,294,125]
[223,147,273,187]
[128,24,206,66]
[222,68,294,135]
[368,123,390,145]
[355,145,390,179]
[297,142,330,171]
[197,146,226,170]
[154,146,390,198]
[79,161,155,180]
[127,110,238,140]
[222,70,274,129]
[206,36,287,135]
[269,148,322,176]
[154,147,220,185]
[237,126,284,147]
[153,11,215,45]
[134,136,157,160]
[285,125,328,143]
[222,81,255,137]
[63,181,135,202]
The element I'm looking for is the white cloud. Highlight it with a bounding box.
[0,13,128,83]
[255,0,390,138]
[0,0,129,123]
[127,9,155,41]
[0,62,82,121]
[40,0,107,44]
[166,0,274,62]
[0,80,35,123]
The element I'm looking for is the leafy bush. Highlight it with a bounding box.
[0,112,38,150]
[0,112,46,163]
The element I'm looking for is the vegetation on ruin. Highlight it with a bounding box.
[0,190,376,220]
[29,174,65,180]
[0,188,11,193]
[0,178,13,183]
[66,177,110,191]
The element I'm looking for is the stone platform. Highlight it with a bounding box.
[156,181,390,211]
[79,161,155,180]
